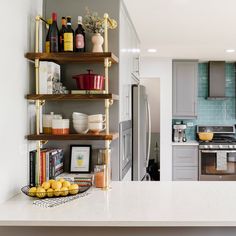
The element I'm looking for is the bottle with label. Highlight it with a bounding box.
[75,16,85,52]
[64,16,74,52]
[45,18,52,53]
[59,17,67,52]
[49,12,60,52]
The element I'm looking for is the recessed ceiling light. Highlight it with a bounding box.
[147,48,157,53]
[131,48,141,53]
[226,49,235,53]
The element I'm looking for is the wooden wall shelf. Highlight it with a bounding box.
[26,94,119,101]
[25,52,119,64]
[27,133,119,141]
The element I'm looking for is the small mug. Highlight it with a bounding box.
[88,114,106,123]
[88,122,106,134]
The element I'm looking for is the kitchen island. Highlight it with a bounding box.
[1,181,236,235]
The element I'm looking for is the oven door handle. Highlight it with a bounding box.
[201,150,236,153]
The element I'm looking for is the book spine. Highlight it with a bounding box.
[46,151,49,181]
[50,150,57,179]
[42,151,46,183]
[29,151,35,187]
[49,150,53,179]
[40,151,43,185]
[52,154,56,178]
[35,151,39,186]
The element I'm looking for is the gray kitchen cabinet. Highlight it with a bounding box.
[172,145,198,181]
[119,1,140,122]
[173,167,198,181]
[173,60,198,118]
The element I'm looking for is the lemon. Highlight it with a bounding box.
[54,188,61,197]
[51,181,62,190]
[47,188,54,197]
[62,181,71,188]
[42,181,50,190]
[61,187,69,196]
[48,179,56,187]
[36,187,46,198]
[58,178,65,183]
[69,184,79,195]
[28,187,37,197]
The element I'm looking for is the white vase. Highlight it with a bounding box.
[91,33,104,52]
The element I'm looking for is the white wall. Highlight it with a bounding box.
[0,0,42,203]
[140,57,172,181]
[140,78,160,133]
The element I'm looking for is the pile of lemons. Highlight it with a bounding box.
[28,178,79,198]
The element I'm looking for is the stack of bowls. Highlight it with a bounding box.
[88,114,106,134]
[72,112,88,134]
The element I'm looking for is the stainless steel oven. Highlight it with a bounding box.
[198,125,236,181]
[199,149,236,180]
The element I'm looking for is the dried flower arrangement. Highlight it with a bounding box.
[83,8,117,34]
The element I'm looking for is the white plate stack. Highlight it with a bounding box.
[72,112,88,134]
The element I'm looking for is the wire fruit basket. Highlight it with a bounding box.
[21,183,91,199]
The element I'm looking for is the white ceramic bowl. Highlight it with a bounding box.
[73,123,88,128]
[73,119,88,125]
[73,125,89,134]
[72,112,88,120]
[73,117,88,122]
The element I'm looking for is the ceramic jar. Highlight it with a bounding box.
[91,33,104,52]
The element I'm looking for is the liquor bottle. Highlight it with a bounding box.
[49,12,60,52]
[64,16,74,52]
[59,17,67,52]
[45,18,52,53]
[75,16,85,52]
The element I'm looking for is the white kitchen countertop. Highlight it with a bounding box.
[1,181,236,227]
[172,140,199,146]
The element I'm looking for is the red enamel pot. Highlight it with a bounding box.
[73,69,105,90]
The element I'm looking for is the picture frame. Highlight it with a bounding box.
[69,145,92,173]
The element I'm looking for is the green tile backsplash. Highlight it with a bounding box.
[173,63,236,140]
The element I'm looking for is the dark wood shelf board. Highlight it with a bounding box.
[26,94,119,101]
[25,52,119,64]
[27,133,119,141]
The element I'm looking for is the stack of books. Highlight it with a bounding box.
[29,149,64,187]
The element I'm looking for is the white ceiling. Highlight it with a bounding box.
[124,0,236,60]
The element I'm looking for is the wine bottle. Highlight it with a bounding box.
[49,12,60,52]
[75,16,85,52]
[45,18,52,53]
[59,17,67,52]
[64,16,74,52]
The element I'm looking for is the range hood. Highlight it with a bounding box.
[207,61,226,100]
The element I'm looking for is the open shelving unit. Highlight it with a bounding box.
[25,52,119,64]
[26,14,118,190]
[26,94,119,101]
[27,133,119,141]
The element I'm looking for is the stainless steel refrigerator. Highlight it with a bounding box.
[132,84,151,181]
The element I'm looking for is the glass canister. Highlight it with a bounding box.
[97,149,111,189]
[94,165,106,188]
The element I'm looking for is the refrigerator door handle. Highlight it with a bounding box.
[146,96,151,168]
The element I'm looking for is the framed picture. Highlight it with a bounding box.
[69,145,92,173]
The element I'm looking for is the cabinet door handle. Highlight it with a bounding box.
[194,102,196,116]
[126,95,129,115]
